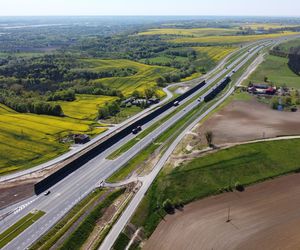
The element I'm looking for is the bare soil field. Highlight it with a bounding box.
[144,173,300,250]
[191,97,300,147]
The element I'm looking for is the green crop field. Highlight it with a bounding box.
[81,59,177,95]
[193,46,237,62]
[138,28,237,37]
[169,32,300,45]
[57,94,118,120]
[0,104,105,175]
[275,38,300,53]
[132,139,300,236]
[246,54,300,88]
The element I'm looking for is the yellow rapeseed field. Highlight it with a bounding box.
[0,104,106,175]
[84,59,177,95]
[138,28,237,37]
[193,46,237,61]
[57,94,118,120]
[170,32,300,44]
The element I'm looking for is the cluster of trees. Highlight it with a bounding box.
[271,92,300,110]
[157,66,197,85]
[0,90,63,116]
[0,55,138,86]
[74,83,123,97]
[288,47,300,75]
[98,101,120,119]
[68,67,137,81]
[0,55,76,82]
[47,89,76,101]
[132,87,157,100]
[270,46,289,58]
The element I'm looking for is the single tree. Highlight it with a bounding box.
[205,131,214,147]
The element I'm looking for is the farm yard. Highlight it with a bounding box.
[0,104,104,175]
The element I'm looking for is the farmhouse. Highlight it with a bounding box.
[248,83,276,95]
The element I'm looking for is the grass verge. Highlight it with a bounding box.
[59,188,125,250]
[112,232,131,250]
[0,210,45,248]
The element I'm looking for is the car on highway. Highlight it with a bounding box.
[44,190,51,196]
[132,126,142,134]
[173,101,179,106]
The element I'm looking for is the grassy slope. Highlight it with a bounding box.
[132,139,300,236]
[247,54,300,88]
[276,38,300,53]
[0,104,104,175]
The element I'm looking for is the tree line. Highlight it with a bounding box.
[0,90,63,116]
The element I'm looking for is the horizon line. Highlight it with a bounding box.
[0,14,300,18]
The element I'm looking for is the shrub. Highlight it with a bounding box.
[235,182,245,192]
[163,199,174,214]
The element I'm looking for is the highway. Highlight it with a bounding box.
[99,42,271,250]
[0,38,284,250]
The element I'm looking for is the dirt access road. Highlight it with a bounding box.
[145,173,300,250]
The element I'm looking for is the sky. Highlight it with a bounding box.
[0,0,299,17]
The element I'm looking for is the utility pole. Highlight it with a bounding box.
[226,206,231,223]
